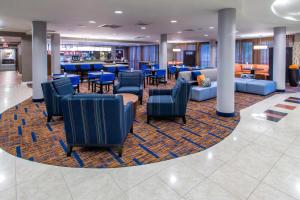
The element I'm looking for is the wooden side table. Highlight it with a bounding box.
[117,93,139,118]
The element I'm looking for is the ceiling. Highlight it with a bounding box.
[0,0,299,44]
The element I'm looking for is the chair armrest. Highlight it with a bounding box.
[124,101,134,134]
[149,89,172,96]
[113,83,120,94]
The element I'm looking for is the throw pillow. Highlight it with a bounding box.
[202,78,211,87]
[197,74,206,86]
[191,71,202,80]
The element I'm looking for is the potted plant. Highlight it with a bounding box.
[288,64,299,87]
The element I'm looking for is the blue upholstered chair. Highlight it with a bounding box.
[147,77,191,123]
[41,78,75,122]
[94,73,115,93]
[64,64,77,73]
[168,66,177,79]
[61,94,134,157]
[113,71,144,104]
[93,64,104,71]
[149,69,166,86]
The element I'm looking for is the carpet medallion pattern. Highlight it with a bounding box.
[0,83,270,168]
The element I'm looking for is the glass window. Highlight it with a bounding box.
[242,42,253,64]
[200,43,210,67]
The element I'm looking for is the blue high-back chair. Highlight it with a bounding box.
[80,64,91,71]
[64,64,77,72]
[41,78,75,122]
[93,64,104,71]
[107,66,116,74]
[168,66,177,79]
[114,71,144,104]
[61,94,134,157]
[153,64,160,69]
[147,77,191,124]
[94,73,115,93]
[141,64,151,87]
[149,69,166,86]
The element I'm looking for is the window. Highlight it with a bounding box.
[242,42,253,64]
[259,41,273,64]
[200,43,210,67]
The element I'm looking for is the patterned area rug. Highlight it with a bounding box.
[0,81,270,168]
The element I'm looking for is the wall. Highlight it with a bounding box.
[20,36,32,82]
[293,33,300,65]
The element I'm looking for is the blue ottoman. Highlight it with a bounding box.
[235,78,255,92]
[246,80,276,95]
[191,81,217,101]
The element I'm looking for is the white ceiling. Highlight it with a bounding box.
[0,0,299,43]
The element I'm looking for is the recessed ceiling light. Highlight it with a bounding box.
[78,25,86,28]
[177,31,182,34]
[114,10,123,14]
[1,39,5,42]
[209,26,215,29]
[89,20,96,24]
[170,20,177,23]
[140,26,146,30]
[146,35,151,38]
[204,34,209,37]
[0,27,4,30]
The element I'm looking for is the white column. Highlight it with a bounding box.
[273,27,286,91]
[210,40,217,68]
[32,21,47,101]
[216,8,236,117]
[159,34,168,79]
[51,33,61,74]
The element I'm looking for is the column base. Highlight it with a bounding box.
[32,98,44,103]
[216,111,235,117]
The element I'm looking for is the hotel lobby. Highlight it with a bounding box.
[0,0,300,199]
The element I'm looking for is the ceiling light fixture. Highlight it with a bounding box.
[140,26,146,30]
[172,48,181,52]
[114,10,123,14]
[209,26,215,29]
[170,20,177,23]
[77,25,86,28]
[177,31,182,34]
[253,35,268,50]
[146,35,151,38]
[204,34,209,37]
[89,20,96,24]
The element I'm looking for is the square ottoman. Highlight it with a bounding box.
[191,81,217,101]
[246,80,276,95]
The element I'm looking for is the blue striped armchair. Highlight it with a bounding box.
[113,71,144,104]
[147,78,191,123]
[41,78,75,122]
[61,94,134,157]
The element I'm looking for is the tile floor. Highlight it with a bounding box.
[0,72,300,200]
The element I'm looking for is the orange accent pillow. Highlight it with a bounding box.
[197,74,206,86]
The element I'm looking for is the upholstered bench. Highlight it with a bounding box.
[246,80,276,95]
[235,78,276,96]
[191,81,217,101]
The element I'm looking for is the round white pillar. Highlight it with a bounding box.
[159,34,168,79]
[216,8,236,117]
[32,21,47,101]
[51,33,61,74]
[273,27,286,91]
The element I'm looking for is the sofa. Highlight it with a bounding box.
[235,64,269,80]
[147,78,191,124]
[179,69,276,102]
[61,94,134,157]
[113,71,144,104]
[41,78,75,122]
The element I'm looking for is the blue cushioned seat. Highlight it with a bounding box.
[41,78,75,122]
[147,78,190,123]
[114,71,144,104]
[246,80,276,95]
[191,81,217,101]
[61,94,134,157]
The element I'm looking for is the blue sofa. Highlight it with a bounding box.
[114,71,144,104]
[235,78,276,96]
[147,78,191,123]
[61,94,134,157]
[41,78,75,122]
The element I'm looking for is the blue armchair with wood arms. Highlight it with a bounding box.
[147,77,191,123]
[113,71,144,104]
[61,94,134,157]
[41,78,75,122]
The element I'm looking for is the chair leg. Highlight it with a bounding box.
[77,85,80,93]
[118,146,123,157]
[182,116,187,124]
[67,145,73,157]
[130,125,133,133]
[139,97,143,105]
[47,115,52,122]
[147,116,150,124]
